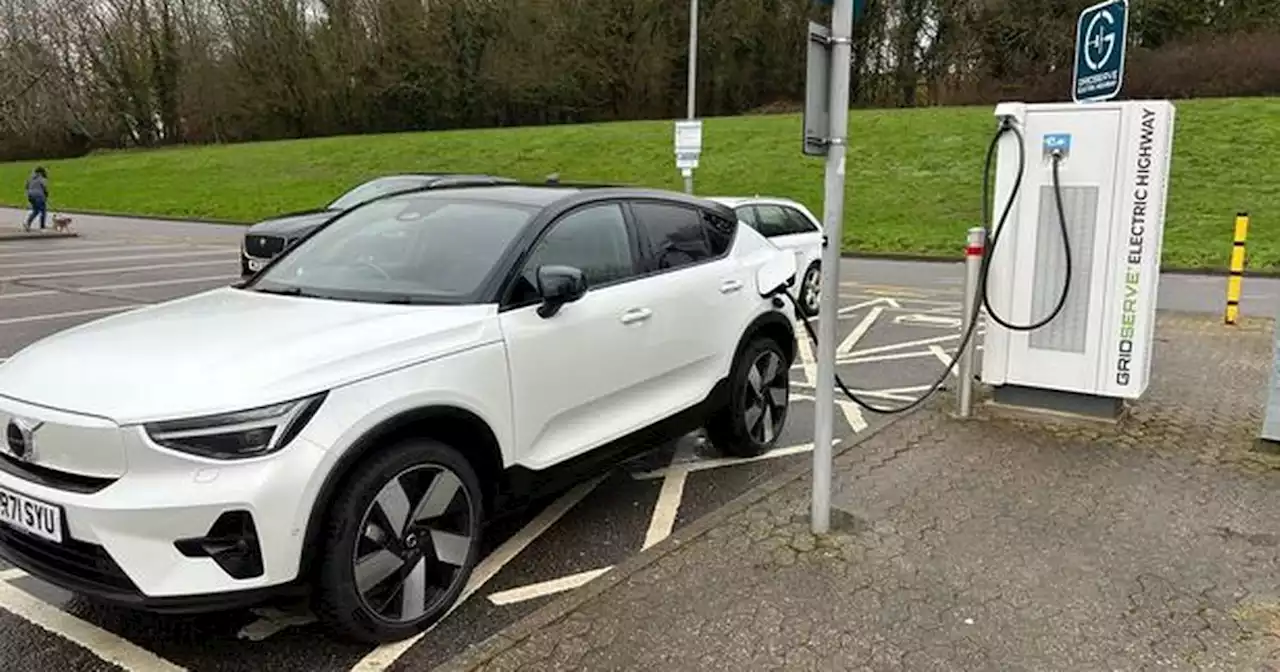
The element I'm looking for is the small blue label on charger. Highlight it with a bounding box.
[1043,133,1072,155]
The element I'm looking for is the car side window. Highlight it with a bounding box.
[511,203,636,305]
[753,205,793,238]
[631,201,715,272]
[735,206,761,231]
[702,210,736,257]
[783,207,819,234]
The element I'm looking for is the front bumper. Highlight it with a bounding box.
[0,398,327,609]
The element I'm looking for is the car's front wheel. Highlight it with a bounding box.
[314,438,484,644]
[706,336,791,458]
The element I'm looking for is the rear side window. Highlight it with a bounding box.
[702,210,736,257]
[752,205,793,238]
[783,207,819,234]
[735,206,761,230]
[631,201,716,271]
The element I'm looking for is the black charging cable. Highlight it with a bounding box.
[777,117,1072,415]
[981,119,1073,331]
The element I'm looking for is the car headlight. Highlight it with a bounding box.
[144,393,327,460]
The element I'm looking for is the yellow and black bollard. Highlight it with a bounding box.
[1225,211,1250,325]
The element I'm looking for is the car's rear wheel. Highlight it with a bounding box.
[706,336,790,458]
[314,438,483,644]
[798,262,821,317]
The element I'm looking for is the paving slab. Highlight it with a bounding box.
[436,312,1280,672]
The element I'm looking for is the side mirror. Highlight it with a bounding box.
[535,265,588,318]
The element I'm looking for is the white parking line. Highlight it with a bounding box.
[1,259,232,282]
[0,306,136,325]
[486,566,612,606]
[0,568,25,581]
[929,345,957,377]
[0,579,187,671]
[0,240,122,251]
[0,244,220,260]
[643,471,687,551]
[349,476,604,672]
[838,306,883,355]
[794,321,817,385]
[631,441,834,481]
[0,275,234,301]
[0,250,231,270]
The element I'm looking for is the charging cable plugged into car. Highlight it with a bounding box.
[771,114,1074,415]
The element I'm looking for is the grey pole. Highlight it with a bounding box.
[811,0,854,536]
[957,227,986,418]
[683,0,698,195]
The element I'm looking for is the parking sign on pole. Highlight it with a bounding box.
[808,0,855,536]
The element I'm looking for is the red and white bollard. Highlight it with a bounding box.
[958,227,986,418]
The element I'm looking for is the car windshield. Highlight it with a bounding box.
[327,177,433,211]
[250,193,537,304]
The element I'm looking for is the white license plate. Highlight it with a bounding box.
[248,258,266,272]
[0,485,63,543]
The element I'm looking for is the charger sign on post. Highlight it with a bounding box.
[674,119,703,177]
[1072,0,1129,103]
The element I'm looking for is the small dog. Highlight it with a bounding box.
[51,214,72,232]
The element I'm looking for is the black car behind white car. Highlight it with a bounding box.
[241,173,516,275]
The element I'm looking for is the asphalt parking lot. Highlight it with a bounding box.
[0,213,986,672]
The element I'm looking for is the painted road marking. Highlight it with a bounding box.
[838,297,901,315]
[0,244,227,260]
[0,259,232,282]
[631,441,837,481]
[348,476,604,672]
[486,567,613,606]
[838,306,883,355]
[0,306,135,325]
[643,470,686,550]
[641,440,698,551]
[0,568,25,581]
[929,345,958,378]
[0,579,187,671]
[894,313,962,329]
[0,249,232,270]
[0,275,234,301]
[794,320,817,386]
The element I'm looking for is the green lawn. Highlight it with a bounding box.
[2,98,1276,270]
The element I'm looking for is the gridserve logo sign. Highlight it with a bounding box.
[1072,0,1129,103]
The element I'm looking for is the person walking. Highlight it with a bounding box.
[24,166,48,231]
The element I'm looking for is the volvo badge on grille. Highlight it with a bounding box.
[4,418,42,462]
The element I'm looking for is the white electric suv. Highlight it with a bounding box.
[0,183,798,643]
[709,196,824,317]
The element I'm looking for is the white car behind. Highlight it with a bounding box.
[709,196,824,316]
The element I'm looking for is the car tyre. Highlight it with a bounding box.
[314,438,484,644]
[798,262,821,317]
[706,336,790,458]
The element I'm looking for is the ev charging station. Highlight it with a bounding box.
[980,99,1176,415]
[802,0,1178,533]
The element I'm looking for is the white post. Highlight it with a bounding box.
[958,227,986,418]
[683,0,698,195]
[811,0,854,536]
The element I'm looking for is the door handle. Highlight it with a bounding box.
[620,308,653,325]
[720,279,743,294]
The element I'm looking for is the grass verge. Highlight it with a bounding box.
[1,97,1275,270]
